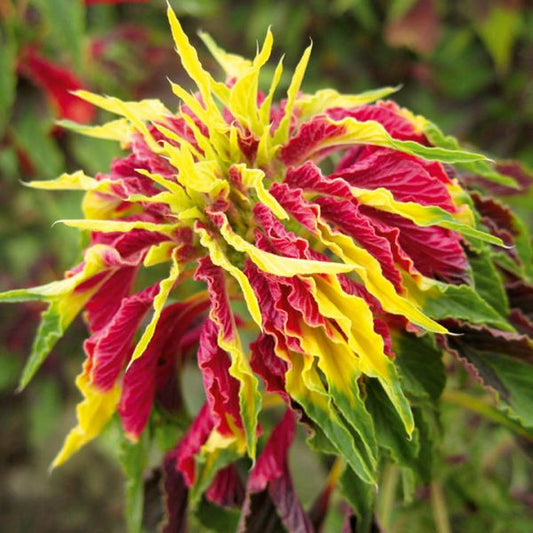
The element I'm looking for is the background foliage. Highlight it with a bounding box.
[0,0,532,531]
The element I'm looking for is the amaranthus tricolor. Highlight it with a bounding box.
[2,6,532,532]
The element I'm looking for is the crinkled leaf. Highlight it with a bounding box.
[471,192,533,281]
[423,121,518,187]
[285,353,377,484]
[472,351,533,429]
[469,249,509,317]
[445,327,533,429]
[19,302,63,391]
[421,282,512,332]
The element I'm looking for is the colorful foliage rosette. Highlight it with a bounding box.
[2,7,532,532]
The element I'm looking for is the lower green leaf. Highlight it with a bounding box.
[395,333,445,404]
[339,464,376,533]
[118,430,150,533]
[422,282,513,332]
[19,302,64,391]
[194,497,240,532]
[365,379,419,469]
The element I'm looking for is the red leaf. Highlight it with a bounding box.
[361,206,468,284]
[280,115,346,166]
[195,256,234,341]
[331,147,455,211]
[242,409,314,532]
[198,319,243,435]
[86,284,158,390]
[249,333,288,396]
[162,453,188,533]
[118,298,208,439]
[248,409,296,492]
[18,48,96,123]
[475,161,533,196]
[206,464,245,507]
[327,100,426,143]
[316,196,404,291]
[442,319,533,364]
[171,404,214,487]
[244,260,303,353]
[84,266,138,333]
[253,202,313,260]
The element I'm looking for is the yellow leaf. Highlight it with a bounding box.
[127,251,180,367]
[218,214,356,276]
[52,370,121,468]
[318,223,447,334]
[195,225,262,328]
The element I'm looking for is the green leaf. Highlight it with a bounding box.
[32,0,85,67]
[68,134,124,176]
[423,121,519,187]
[118,430,150,533]
[0,352,21,392]
[512,214,533,282]
[365,379,419,468]
[19,302,64,391]
[394,138,488,165]
[338,464,375,533]
[190,443,241,505]
[290,387,376,484]
[0,18,17,134]
[387,0,417,20]
[12,105,65,179]
[286,356,377,484]
[409,407,438,484]
[322,381,378,475]
[423,282,513,332]
[468,250,509,317]
[395,333,445,403]
[194,497,240,532]
[333,0,378,31]
[0,285,51,303]
[475,5,521,75]
[465,351,533,429]
[492,251,523,279]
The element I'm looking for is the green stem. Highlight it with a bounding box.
[442,389,533,441]
[430,481,451,533]
[377,463,399,532]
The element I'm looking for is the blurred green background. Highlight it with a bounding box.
[1,1,532,531]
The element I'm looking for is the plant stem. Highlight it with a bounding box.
[377,463,399,532]
[430,481,452,533]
